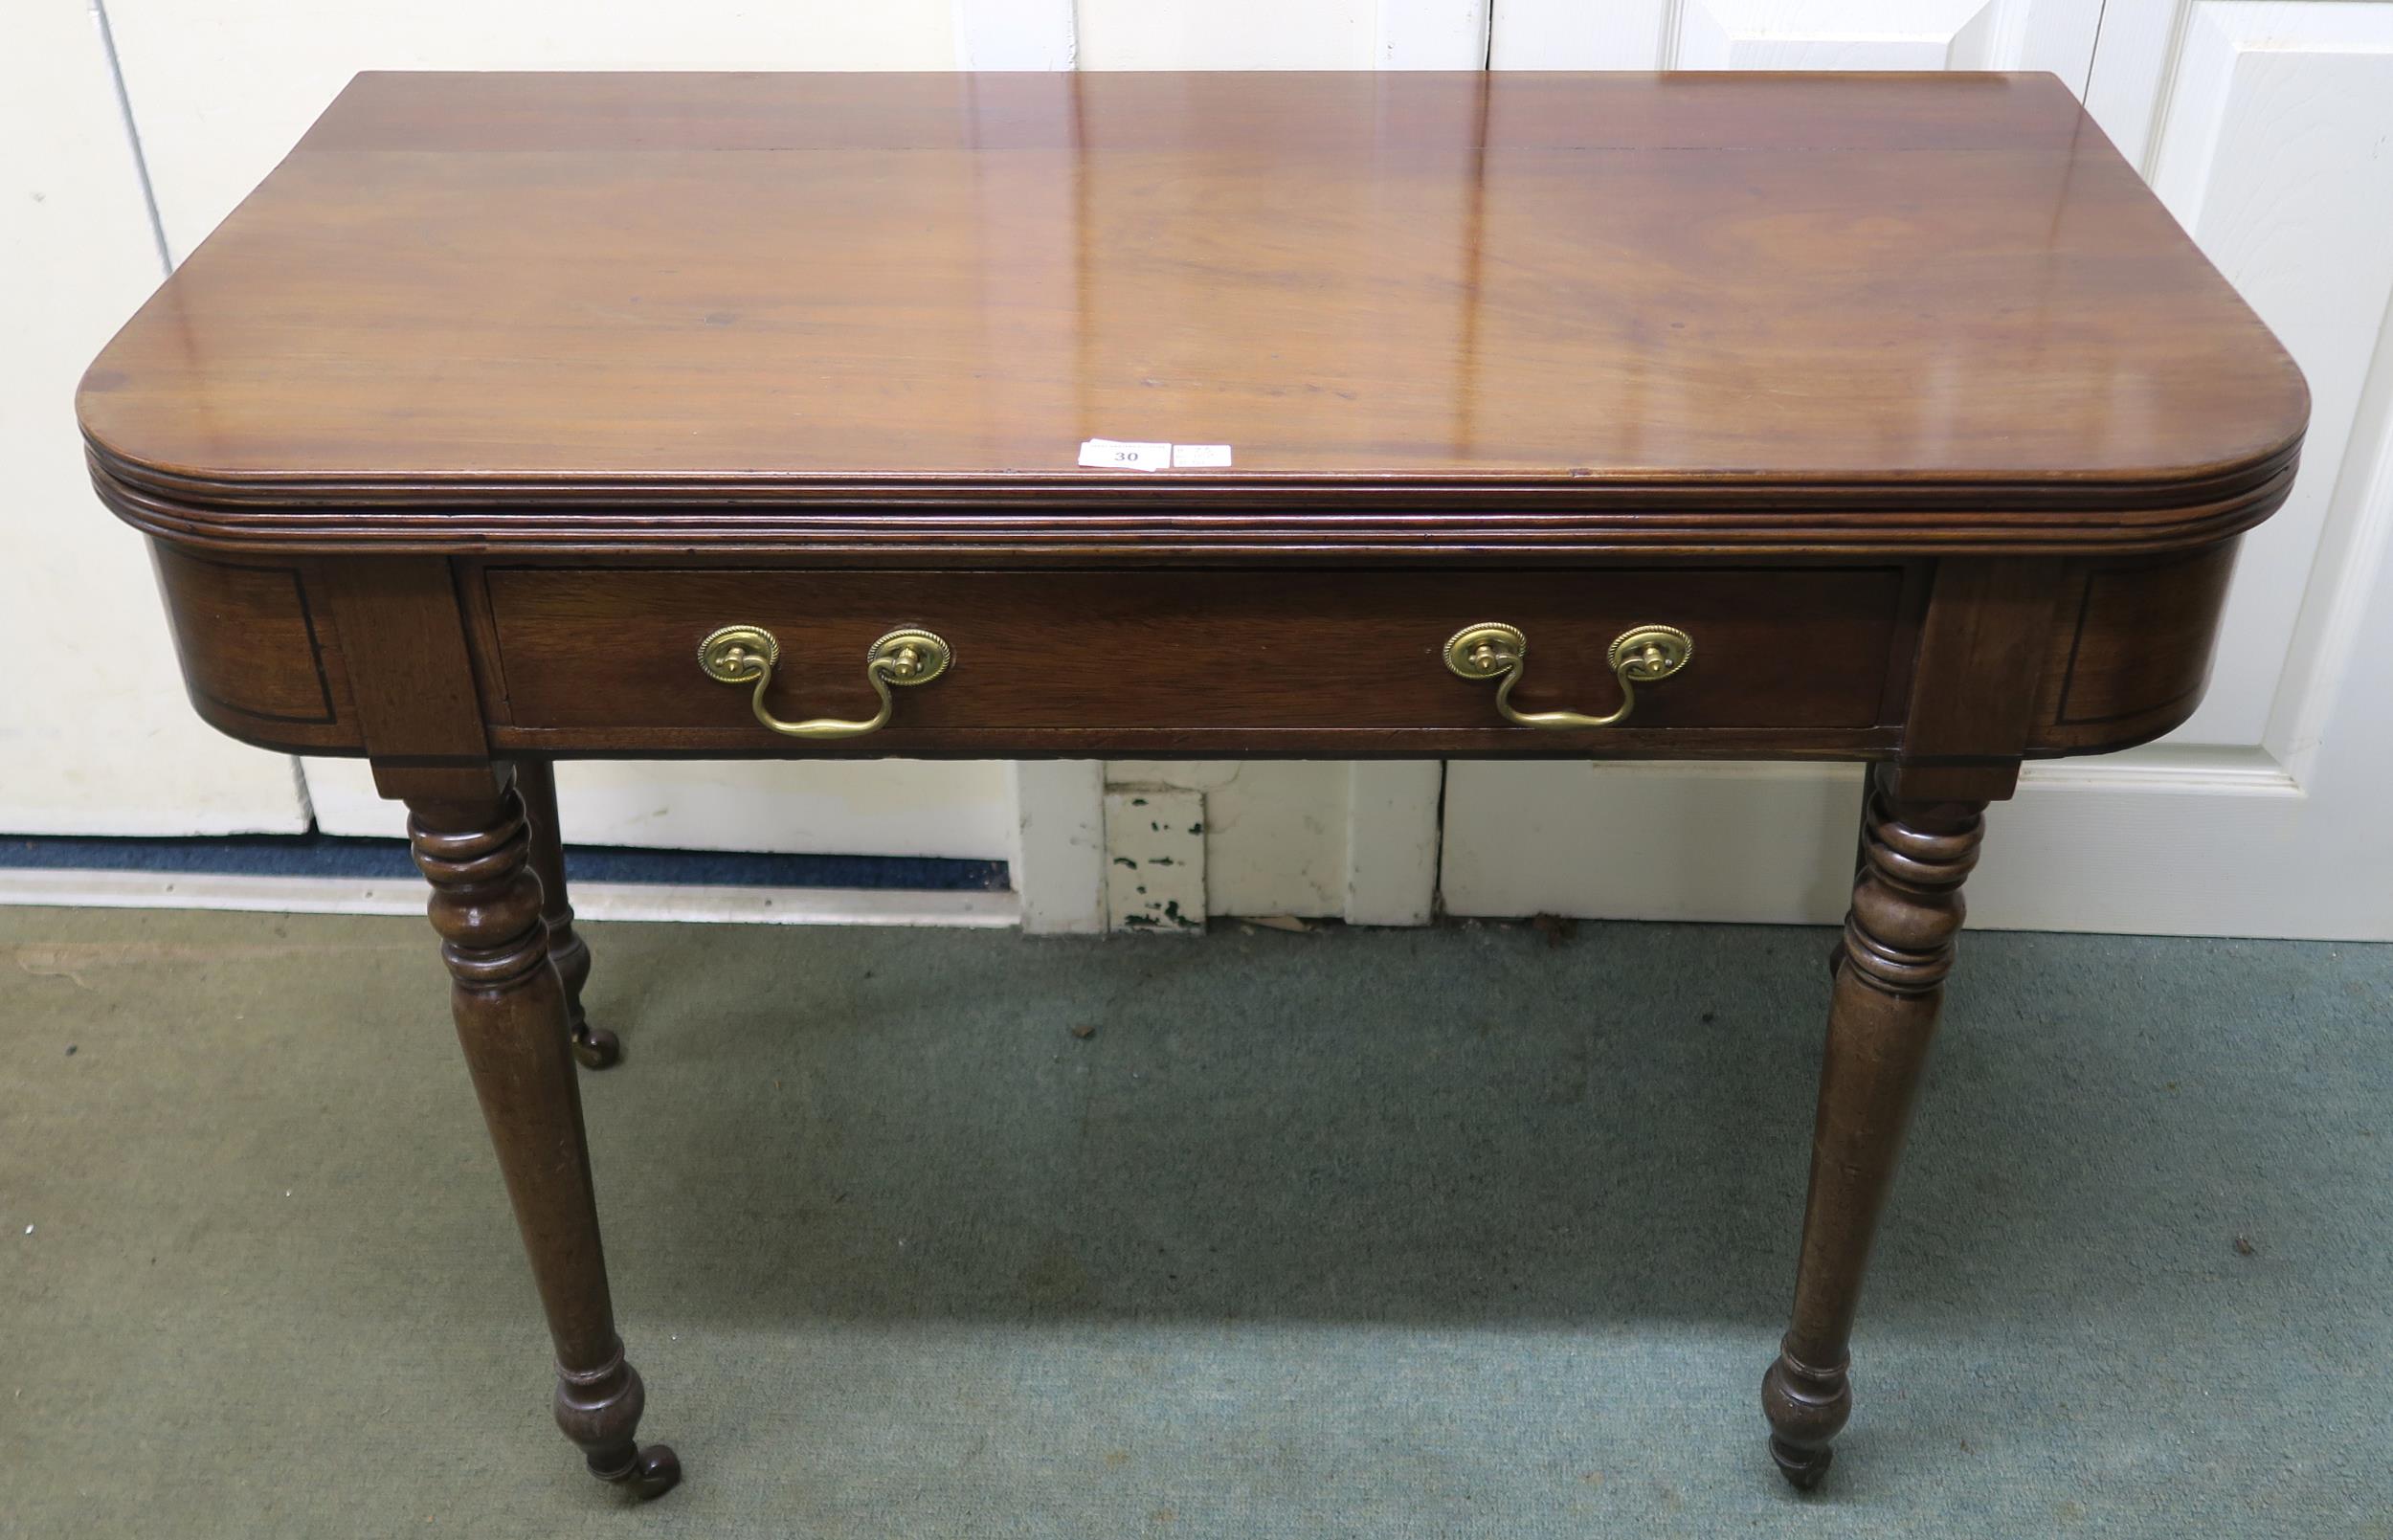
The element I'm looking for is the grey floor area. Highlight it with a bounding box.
[3,906,2388,1538]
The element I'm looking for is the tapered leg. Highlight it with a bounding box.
[1763,765,1985,1490]
[514,758,617,1069]
[408,780,679,1498]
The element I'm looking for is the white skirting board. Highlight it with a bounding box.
[0,870,1019,927]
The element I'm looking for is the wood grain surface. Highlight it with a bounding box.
[80,71,2306,559]
[477,563,1910,751]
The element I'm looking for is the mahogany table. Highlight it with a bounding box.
[78,71,2308,1500]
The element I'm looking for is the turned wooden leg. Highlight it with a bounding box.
[1828,768,1875,979]
[409,780,679,1498]
[1763,764,1985,1490]
[515,758,617,1070]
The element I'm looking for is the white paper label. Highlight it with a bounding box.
[1079,438,1235,471]
[1079,437,1171,471]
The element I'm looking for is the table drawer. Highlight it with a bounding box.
[480,567,1909,746]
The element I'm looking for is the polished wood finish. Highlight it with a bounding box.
[405,778,674,1496]
[143,546,2248,765]
[1764,767,1984,1486]
[81,72,2304,560]
[514,758,615,1070]
[149,546,335,726]
[2034,543,2244,753]
[481,564,1912,751]
[79,72,2308,1501]
[318,557,492,797]
[146,547,359,752]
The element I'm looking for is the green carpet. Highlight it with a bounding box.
[3,906,2388,1538]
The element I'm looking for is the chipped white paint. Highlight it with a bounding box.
[1105,788,1207,933]
[1108,763,1342,919]
[1105,761,1440,924]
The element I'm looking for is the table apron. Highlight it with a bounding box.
[142,544,2240,769]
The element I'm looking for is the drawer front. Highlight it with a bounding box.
[480,566,1909,749]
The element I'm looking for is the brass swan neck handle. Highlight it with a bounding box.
[1443,622,1693,729]
[698,624,951,740]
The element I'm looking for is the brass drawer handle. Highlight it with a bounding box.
[1443,621,1692,729]
[698,624,951,740]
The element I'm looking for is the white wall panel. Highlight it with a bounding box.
[1494,0,2099,78]
[1343,761,1443,924]
[1379,0,1493,66]
[102,0,962,262]
[0,1,307,836]
[1678,0,2099,73]
[1680,0,1994,69]
[955,0,1077,69]
[305,757,1018,859]
[1491,1,1677,68]
[1442,762,1867,924]
[1077,0,1377,69]
[1010,761,1107,932]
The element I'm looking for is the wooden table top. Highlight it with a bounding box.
[79,71,2306,557]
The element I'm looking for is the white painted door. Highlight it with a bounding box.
[1445,0,2393,940]
[0,1,308,837]
[1492,0,2099,72]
